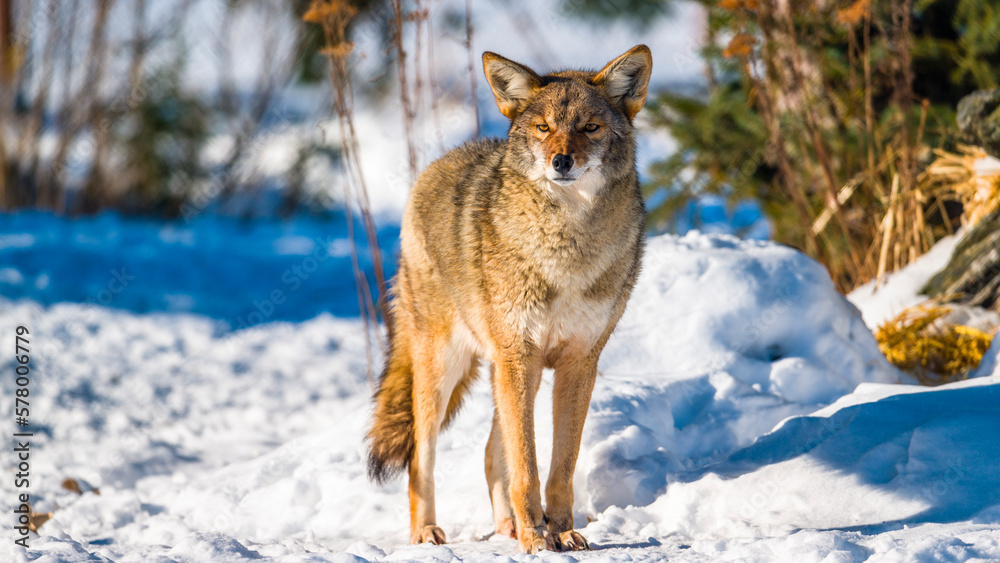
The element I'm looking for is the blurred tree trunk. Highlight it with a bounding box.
[21,0,59,203]
[78,0,115,214]
[957,90,1000,159]
[0,0,11,81]
[925,89,1000,312]
[923,208,1000,311]
[0,0,12,208]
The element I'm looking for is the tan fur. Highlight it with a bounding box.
[366,45,651,554]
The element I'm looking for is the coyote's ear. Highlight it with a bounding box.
[483,52,542,120]
[592,45,653,121]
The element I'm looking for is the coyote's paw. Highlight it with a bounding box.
[518,525,556,554]
[554,530,589,551]
[494,517,516,539]
[411,525,446,545]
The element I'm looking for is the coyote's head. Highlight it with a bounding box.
[483,45,652,199]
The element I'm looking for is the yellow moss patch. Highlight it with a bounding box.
[875,305,994,386]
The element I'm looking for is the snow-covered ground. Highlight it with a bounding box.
[3,213,998,562]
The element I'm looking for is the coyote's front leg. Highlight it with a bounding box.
[492,351,551,553]
[545,352,599,551]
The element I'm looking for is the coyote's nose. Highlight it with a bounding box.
[552,154,574,175]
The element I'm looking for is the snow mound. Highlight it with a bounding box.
[604,233,898,402]
[582,233,900,512]
[586,375,1000,543]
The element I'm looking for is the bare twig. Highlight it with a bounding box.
[412,0,425,150]
[891,0,915,191]
[464,0,479,138]
[425,0,444,154]
[391,0,419,184]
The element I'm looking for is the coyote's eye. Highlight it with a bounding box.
[537,124,550,133]
[584,123,600,132]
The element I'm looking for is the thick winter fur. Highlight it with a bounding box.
[366,45,651,554]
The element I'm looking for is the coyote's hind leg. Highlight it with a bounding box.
[408,331,475,545]
[485,407,515,538]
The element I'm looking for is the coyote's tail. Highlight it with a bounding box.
[367,332,415,484]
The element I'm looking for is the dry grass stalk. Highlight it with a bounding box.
[873,163,935,287]
[305,0,391,388]
[876,304,994,386]
[721,0,940,291]
[875,173,899,284]
[925,145,1000,228]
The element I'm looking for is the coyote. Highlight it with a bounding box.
[367,45,651,554]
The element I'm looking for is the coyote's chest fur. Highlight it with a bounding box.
[528,287,616,364]
[498,192,623,356]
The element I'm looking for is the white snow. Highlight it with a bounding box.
[3,230,998,562]
[974,336,1000,379]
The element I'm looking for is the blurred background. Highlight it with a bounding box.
[1,0,999,330]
